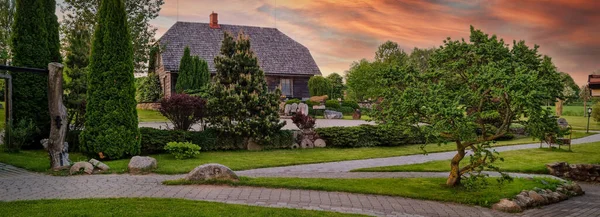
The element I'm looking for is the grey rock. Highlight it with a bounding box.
[313,139,326,148]
[185,163,239,182]
[515,194,534,208]
[89,158,110,171]
[324,110,343,119]
[284,104,292,115]
[290,103,298,114]
[492,199,522,213]
[557,118,569,128]
[528,190,547,206]
[70,162,93,175]
[298,103,309,115]
[128,156,157,174]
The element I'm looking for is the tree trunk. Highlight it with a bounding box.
[583,100,588,117]
[446,148,466,186]
[47,63,70,170]
[555,99,563,117]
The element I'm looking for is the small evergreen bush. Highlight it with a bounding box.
[341,100,359,109]
[316,125,424,148]
[338,106,355,115]
[165,141,201,159]
[325,100,340,109]
[3,119,39,153]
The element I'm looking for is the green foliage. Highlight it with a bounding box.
[408,47,436,73]
[315,125,424,148]
[285,99,301,105]
[592,102,600,122]
[165,141,201,159]
[371,26,564,186]
[3,119,38,152]
[308,76,332,97]
[341,100,359,109]
[176,47,209,93]
[10,0,60,145]
[526,108,567,144]
[305,100,319,107]
[0,0,15,64]
[337,106,354,115]
[325,100,339,109]
[60,0,165,73]
[374,40,408,65]
[136,72,162,102]
[158,94,206,131]
[345,59,383,101]
[138,127,293,154]
[63,21,91,131]
[207,32,284,144]
[80,0,140,159]
[326,73,344,99]
[560,72,580,104]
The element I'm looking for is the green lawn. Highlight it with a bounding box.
[354,141,600,173]
[0,198,363,217]
[137,109,167,122]
[1,132,595,174]
[164,177,561,207]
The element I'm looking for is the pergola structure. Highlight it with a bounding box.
[588,75,600,97]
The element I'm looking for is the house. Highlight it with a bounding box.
[154,12,321,99]
[589,75,600,97]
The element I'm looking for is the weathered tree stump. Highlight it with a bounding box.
[47,63,70,170]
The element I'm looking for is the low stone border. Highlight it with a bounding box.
[492,182,584,213]
[137,102,160,110]
[547,162,600,182]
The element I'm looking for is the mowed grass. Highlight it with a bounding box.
[137,109,167,122]
[0,198,364,217]
[1,132,595,174]
[164,177,562,207]
[354,141,600,174]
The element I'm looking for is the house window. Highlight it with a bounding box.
[280,78,293,97]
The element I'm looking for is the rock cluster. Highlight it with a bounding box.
[324,110,343,119]
[547,162,600,182]
[492,182,584,213]
[89,158,110,171]
[69,162,94,175]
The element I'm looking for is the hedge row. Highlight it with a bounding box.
[67,128,294,154]
[315,125,425,148]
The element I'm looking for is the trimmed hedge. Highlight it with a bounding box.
[315,125,425,148]
[325,100,340,109]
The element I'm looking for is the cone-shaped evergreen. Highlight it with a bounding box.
[10,0,60,144]
[80,0,140,159]
[207,31,284,144]
[176,47,210,93]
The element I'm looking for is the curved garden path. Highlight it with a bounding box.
[2,133,600,216]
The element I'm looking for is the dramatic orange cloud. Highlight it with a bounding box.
[60,0,600,85]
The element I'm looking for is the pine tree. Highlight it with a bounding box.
[207,31,284,145]
[10,0,60,145]
[64,22,91,131]
[80,0,140,159]
[175,46,193,93]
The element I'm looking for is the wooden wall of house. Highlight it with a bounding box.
[293,77,310,99]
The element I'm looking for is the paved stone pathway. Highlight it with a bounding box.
[238,133,600,175]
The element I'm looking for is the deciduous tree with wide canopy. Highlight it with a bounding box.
[372,26,564,187]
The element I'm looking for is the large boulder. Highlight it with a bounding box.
[514,193,534,208]
[528,190,547,206]
[128,156,157,174]
[89,158,110,171]
[492,199,522,213]
[185,163,239,182]
[70,162,94,175]
[324,110,343,119]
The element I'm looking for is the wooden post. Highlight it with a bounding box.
[47,63,70,170]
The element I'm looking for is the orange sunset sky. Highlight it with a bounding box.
[58,0,600,86]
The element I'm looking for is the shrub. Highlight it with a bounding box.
[305,100,319,107]
[592,102,600,122]
[316,125,424,148]
[285,99,301,105]
[325,100,340,109]
[137,127,294,153]
[165,142,201,159]
[308,76,332,97]
[159,94,206,131]
[341,100,359,109]
[136,72,162,102]
[3,119,39,153]
[292,113,316,130]
[80,0,140,160]
[338,106,354,115]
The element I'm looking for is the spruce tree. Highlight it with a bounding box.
[207,32,284,145]
[10,0,60,145]
[80,0,140,159]
[63,22,91,131]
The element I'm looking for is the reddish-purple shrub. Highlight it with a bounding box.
[159,94,206,131]
[292,113,316,130]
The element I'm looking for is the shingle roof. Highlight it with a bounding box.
[159,22,321,76]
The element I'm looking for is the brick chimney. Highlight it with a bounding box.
[209,12,220,29]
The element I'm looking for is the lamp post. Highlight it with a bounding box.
[587,107,592,133]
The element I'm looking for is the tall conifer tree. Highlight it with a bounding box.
[207,32,283,145]
[80,0,140,159]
